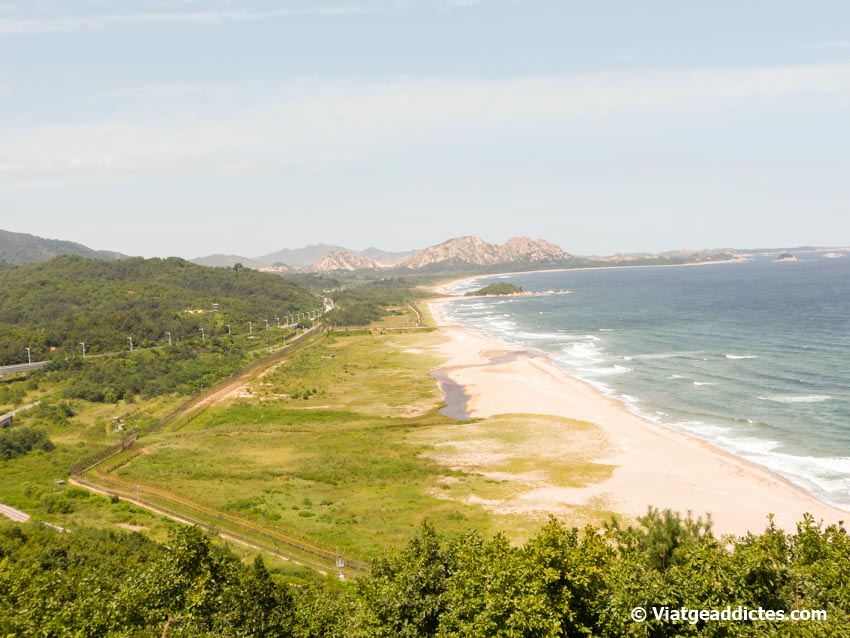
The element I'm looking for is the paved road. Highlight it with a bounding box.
[0,361,48,377]
[0,503,30,523]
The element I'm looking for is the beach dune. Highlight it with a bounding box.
[429,301,848,537]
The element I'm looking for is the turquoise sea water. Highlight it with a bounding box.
[441,252,850,510]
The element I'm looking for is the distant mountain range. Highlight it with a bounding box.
[191,236,570,272]
[0,229,126,265]
[3,227,844,276]
[191,244,414,270]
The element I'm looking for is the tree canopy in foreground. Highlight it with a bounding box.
[1,508,847,637]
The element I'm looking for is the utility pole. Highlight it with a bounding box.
[276,317,281,327]
[199,328,205,342]
[80,342,86,358]
[25,347,31,365]
[128,337,134,352]
[165,332,172,346]
[248,321,253,335]
[264,319,269,331]
[225,324,231,335]
[336,555,346,582]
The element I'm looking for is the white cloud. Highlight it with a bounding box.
[0,3,378,34]
[3,62,850,180]
[809,41,850,50]
[434,0,481,9]
[0,0,491,33]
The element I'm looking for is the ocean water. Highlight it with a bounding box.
[440,252,850,510]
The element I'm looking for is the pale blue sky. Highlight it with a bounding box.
[1,1,849,258]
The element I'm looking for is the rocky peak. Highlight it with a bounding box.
[497,237,568,262]
[403,236,571,269]
[307,250,382,272]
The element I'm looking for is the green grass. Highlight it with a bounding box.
[0,375,185,542]
[367,304,420,328]
[109,330,618,558]
[3,315,620,572]
[114,404,494,558]
[256,330,446,418]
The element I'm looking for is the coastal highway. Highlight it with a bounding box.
[0,361,48,377]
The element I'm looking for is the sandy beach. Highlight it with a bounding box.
[427,300,849,537]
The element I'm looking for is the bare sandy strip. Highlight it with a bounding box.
[428,301,849,537]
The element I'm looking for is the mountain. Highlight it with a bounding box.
[191,254,266,269]
[403,236,572,270]
[306,250,383,272]
[600,248,741,264]
[0,229,126,265]
[253,244,349,267]
[194,244,415,270]
[359,247,415,265]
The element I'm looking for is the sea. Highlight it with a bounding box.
[440,252,850,511]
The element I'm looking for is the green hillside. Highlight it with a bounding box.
[0,229,126,265]
[0,256,319,365]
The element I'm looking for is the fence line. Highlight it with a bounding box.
[78,472,369,573]
[68,324,371,574]
[70,326,324,476]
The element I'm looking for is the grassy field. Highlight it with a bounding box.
[2,304,618,573]
[109,331,492,558]
[0,338,332,580]
[0,374,184,542]
[106,328,616,559]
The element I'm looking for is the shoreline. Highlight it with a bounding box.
[430,258,749,295]
[426,299,849,536]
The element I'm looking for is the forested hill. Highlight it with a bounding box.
[0,228,126,265]
[0,256,319,365]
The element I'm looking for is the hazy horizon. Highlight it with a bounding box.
[4,225,847,263]
[2,1,849,257]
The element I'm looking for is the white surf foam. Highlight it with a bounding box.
[758,395,832,404]
[581,365,632,376]
[564,342,602,361]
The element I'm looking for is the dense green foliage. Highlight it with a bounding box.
[465,283,524,296]
[0,381,28,406]
[0,256,318,365]
[0,522,295,637]
[36,341,245,403]
[1,510,847,636]
[0,426,53,460]
[324,278,424,326]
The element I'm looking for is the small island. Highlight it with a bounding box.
[465,283,524,296]
[774,252,798,262]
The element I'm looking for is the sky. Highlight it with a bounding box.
[1,0,849,258]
